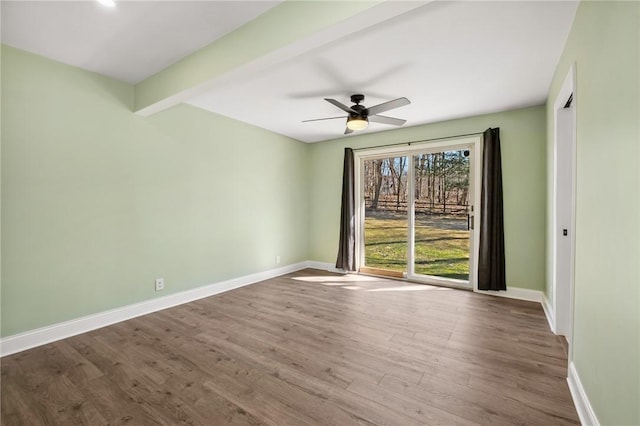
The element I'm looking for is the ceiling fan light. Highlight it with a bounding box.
[347,116,368,131]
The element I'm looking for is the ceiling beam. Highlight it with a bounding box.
[133,0,430,116]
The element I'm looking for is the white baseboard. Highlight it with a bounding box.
[0,260,553,357]
[567,362,600,426]
[475,286,543,303]
[0,262,310,357]
[542,292,556,333]
[305,261,344,273]
[313,264,546,306]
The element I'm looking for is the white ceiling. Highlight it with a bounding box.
[0,1,282,84]
[187,1,579,142]
[1,1,578,143]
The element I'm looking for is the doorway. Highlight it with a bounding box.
[552,65,577,351]
[355,136,481,289]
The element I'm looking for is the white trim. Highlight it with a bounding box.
[354,137,480,159]
[475,287,543,303]
[407,153,416,277]
[311,261,543,303]
[354,152,365,270]
[551,63,577,351]
[568,362,600,426]
[353,136,482,291]
[542,292,556,333]
[1,262,310,357]
[0,260,552,357]
[469,137,482,293]
[408,274,471,291]
[306,261,344,273]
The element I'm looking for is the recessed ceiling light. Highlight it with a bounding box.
[97,0,116,8]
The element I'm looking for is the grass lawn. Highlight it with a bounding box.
[364,213,470,280]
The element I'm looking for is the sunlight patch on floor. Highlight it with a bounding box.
[292,274,379,283]
[293,274,453,293]
[343,286,364,290]
[367,284,439,292]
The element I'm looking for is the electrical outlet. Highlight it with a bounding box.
[155,278,165,291]
[276,255,281,264]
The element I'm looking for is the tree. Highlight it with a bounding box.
[369,159,384,210]
[388,157,407,210]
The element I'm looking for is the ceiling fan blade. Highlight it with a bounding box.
[366,97,410,116]
[325,98,356,113]
[302,116,346,123]
[344,127,353,135]
[369,115,406,126]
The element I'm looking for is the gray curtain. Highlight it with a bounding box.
[336,147,356,271]
[478,128,506,290]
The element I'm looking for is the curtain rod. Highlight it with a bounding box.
[352,131,485,152]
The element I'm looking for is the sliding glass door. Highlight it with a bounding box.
[361,156,409,278]
[408,149,472,286]
[357,138,480,289]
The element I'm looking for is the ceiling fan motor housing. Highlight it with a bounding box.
[350,104,368,119]
[350,94,365,104]
[349,94,368,118]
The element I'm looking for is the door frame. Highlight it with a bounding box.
[354,135,482,290]
[552,64,577,356]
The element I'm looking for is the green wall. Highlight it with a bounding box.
[308,106,547,292]
[0,42,550,340]
[1,46,309,337]
[545,2,639,425]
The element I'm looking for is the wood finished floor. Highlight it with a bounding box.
[1,269,579,425]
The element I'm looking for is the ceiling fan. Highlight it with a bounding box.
[303,94,411,134]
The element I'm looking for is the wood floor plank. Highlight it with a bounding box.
[1,269,579,425]
[380,372,578,425]
[346,377,480,426]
